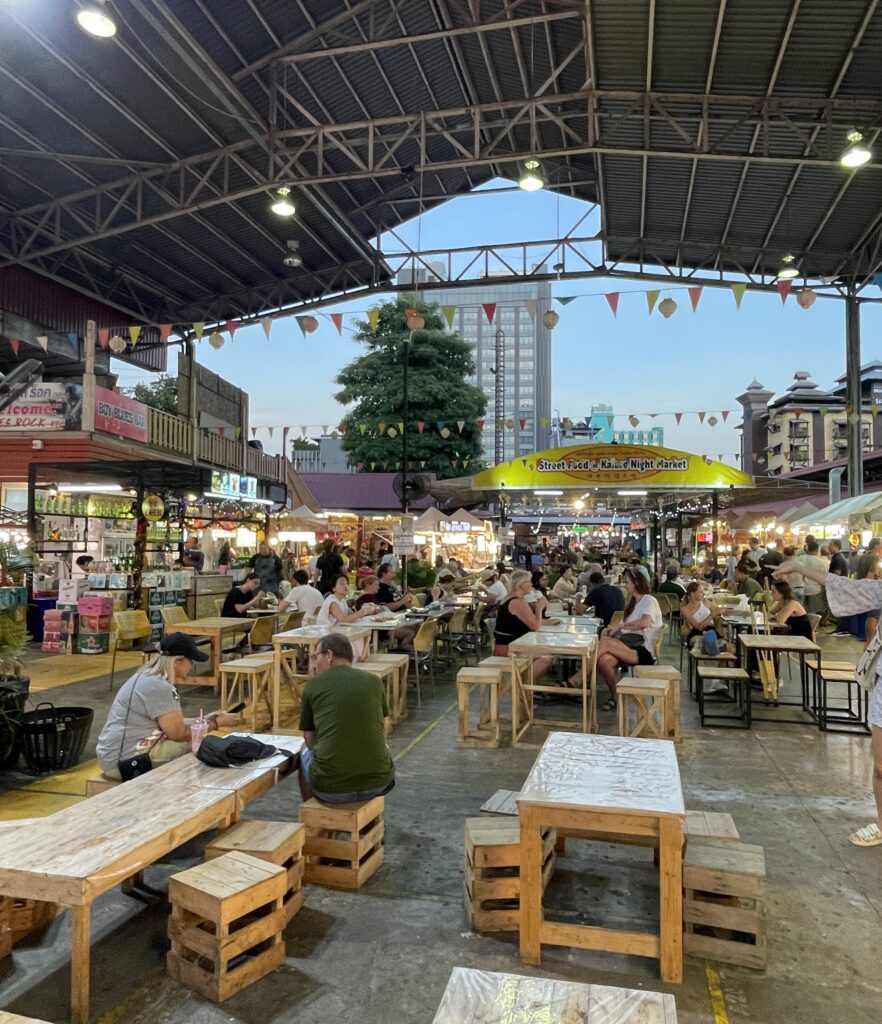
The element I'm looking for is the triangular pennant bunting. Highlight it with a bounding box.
[129,326,141,346]
[36,336,48,351]
[442,305,455,329]
[688,287,703,311]
[330,313,343,334]
[731,283,747,308]
[698,411,706,424]
[457,420,465,433]
[10,339,20,358]
[367,309,379,333]
[97,328,110,348]
[605,293,619,316]
[159,324,172,343]
[721,410,730,422]
[67,332,78,353]
[193,322,204,340]
[674,412,683,425]
[556,296,578,306]
[417,421,426,434]
[523,299,536,322]
[295,316,309,337]
[476,419,485,431]
[777,279,792,304]
[645,290,660,314]
[226,319,239,340]
[482,303,496,324]
[261,317,272,340]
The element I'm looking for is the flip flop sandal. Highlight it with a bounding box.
[849,823,882,847]
[601,698,617,712]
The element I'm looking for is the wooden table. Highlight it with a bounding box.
[509,631,597,743]
[737,633,820,722]
[0,735,301,1024]
[172,616,253,688]
[431,967,678,1023]
[518,732,685,983]
[271,624,371,729]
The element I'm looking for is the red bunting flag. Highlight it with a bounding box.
[377,422,386,435]
[226,320,239,340]
[777,279,792,304]
[218,427,225,438]
[98,327,110,348]
[476,419,485,431]
[330,313,343,334]
[417,421,426,434]
[688,286,703,311]
[674,412,683,425]
[159,324,172,343]
[793,407,803,419]
[721,410,730,423]
[605,293,620,316]
[10,339,20,358]
[451,460,458,469]
[518,418,527,429]
[482,303,497,324]
[338,421,347,434]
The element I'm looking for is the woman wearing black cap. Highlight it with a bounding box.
[95,633,242,779]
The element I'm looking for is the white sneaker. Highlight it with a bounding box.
[849,822,882,847]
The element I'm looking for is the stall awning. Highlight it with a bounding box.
[413,507,449,531]
[790,492,882,530]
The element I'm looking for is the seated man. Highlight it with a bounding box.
[658,568,686,601]
[279,568,323,618]
[221,571,263,617]
[376,562,413,612]
[585,571,625,627]
[298,633,395,804]
[734,563,762,599]
[477,567,507,606]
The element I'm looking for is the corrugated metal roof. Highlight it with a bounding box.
[301,472,436,512]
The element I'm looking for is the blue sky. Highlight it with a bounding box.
[113,179,882,463]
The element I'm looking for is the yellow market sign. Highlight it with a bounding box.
[471,443,753,491]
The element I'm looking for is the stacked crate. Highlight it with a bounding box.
[76,596,113,654]
[299,796,385,889]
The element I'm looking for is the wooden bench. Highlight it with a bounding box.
[167,851,286,1001]
[0,734,302,1024]
[299,796,385,889]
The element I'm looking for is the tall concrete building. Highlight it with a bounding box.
[424,275,553,464]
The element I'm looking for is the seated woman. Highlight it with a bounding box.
[95,633,242,780]
[551,567,577,602]
[572,569,663,709]
[356,575,416,647]
[493,570,556,680]
[769,579,813,638]
[317,574,375,626]
[680,581,719,642]
[431,569,457,603]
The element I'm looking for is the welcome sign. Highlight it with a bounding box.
[471,443,753,490]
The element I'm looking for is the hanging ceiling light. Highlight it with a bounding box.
[840,129,871,169]
[777,254,799,280]
[270,187,296,217]
[518,158,544,192]
[76,1,117,38]
[282,239,302,268]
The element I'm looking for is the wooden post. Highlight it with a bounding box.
[658,815,684,983]
[81,319,97,433]
[518,803,543,966]
[71,903,92,1024]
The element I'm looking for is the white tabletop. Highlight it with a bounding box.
[431,968,678,1024]
[510,631,595,650]
[273,624,370,641]
[518,732,685,818]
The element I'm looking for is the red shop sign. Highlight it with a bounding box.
[94,386,148,442]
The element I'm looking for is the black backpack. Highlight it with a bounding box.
[196,735,297,768]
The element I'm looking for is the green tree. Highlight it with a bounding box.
[128,374,177,414]
[335,298,486,479]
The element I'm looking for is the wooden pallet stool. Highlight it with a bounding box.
[684,839,766,969]
[696,666,751,729]
[167,850,286,1002]
[366,652,410,723]
[218,656,275,732]
[464,817,556,933]
[358,659,403,728]
[688,649,737,698]
[0,896,10,960]
[617,678,668,739]
[633,664,681,741]
[299,796,384,889]
[457,666,506,748]
[684,811,740,844]
[9,898,58,947]
[206,820,306,926]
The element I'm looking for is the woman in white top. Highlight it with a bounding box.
[316,574,374,626]
[572,568,663,708]
[551,567,577,601]
[776,558,882,848]
[680,581,719,642]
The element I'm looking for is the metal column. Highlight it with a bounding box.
[846,292,863,496]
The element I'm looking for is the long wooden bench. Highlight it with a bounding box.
[0,734,302,1024]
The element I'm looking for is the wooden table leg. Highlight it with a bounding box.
[210,634,222,689]
[658,816,683,983]
[581,653,588,734]
[71,903,91,1024]
[272,643,281,730]
[518,803,543,966]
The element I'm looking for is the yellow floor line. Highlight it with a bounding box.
[705,962,730,1024]
[393,702,456,763]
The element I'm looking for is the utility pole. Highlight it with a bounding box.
[846,289,863,496]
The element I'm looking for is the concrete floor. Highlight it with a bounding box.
[1,636,880,1024]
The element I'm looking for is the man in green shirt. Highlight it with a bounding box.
[734,563,762,599]
[298,633,395,804]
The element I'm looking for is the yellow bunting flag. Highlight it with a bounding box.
[442,305,455,328]
[730,283,747,309]
[129,325,141,346]
[193,322,204,340]
[367,309,380,333]
[645,290,660,314]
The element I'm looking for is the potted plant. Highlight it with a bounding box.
[0,539,33,769]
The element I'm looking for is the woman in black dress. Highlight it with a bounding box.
[770,579,813,639]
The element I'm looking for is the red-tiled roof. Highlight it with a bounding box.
[300,473,436,513]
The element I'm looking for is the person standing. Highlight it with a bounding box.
[249,541,283,596]
[298,633,395,804]
[181,536,204,573]
[797,537,828,618]
[775,559,882,847]
[857,538,882,580]
[315,539,344,595]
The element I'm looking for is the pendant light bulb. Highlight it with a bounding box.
[840,129,871,169]
[777,254,799,280]
[518,158,545,192]
[76,1,117,38]
[270,187,296,217]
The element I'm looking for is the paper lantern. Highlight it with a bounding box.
[302,315,319,334]
[108,334,127,354]
[796,287,817,310]
[708,416,718,427]
[208,331,225,349]
[629,416,639,427]
[542,309,560,330]
[387,427,398,438]
[406,312,425,331]
[658,297,677,319]
[440,427,451,438]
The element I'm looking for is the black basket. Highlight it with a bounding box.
[19,702,94,774]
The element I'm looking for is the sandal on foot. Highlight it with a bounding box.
[849,822,882,847]
[601,698,617,712]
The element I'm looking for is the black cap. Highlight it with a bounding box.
[160,632,209,662]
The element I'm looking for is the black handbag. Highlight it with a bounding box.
[116,670,159,780]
